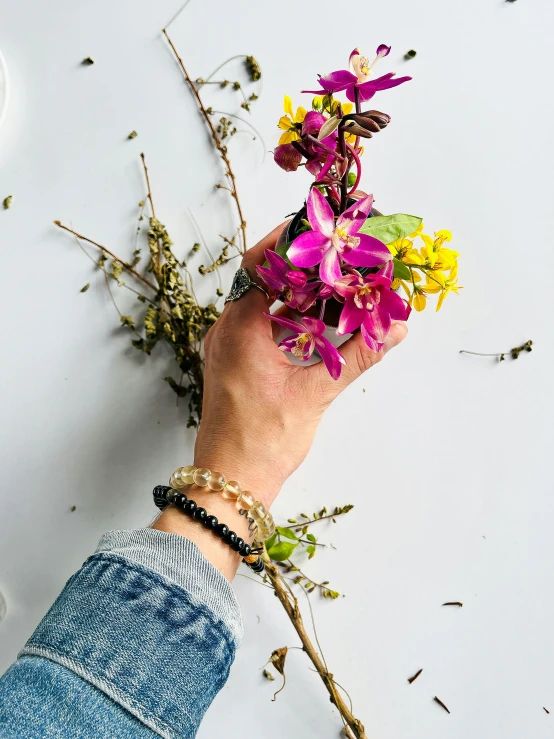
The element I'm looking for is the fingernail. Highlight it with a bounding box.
[384,321,408,353]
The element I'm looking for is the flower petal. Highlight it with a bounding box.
[337,300,365,335]
[283,95,293,117]
[304,70,357,94]
[265,312,304,333]
[295,106,307,123]
[336,194,374,233]
[362,305,391,344]
[319,246,342,285]
[334,274,359,299]
[376,44,391,58]
[302,110,326,136]
[360,323,381,352]
[305,158,322,177]
[256,264,285,291]
[307,187,335,237]
[342,233,392,268]
[287,230,330,268]
[379,286,412,320]
[301,316,326,336]
[357,72,412,94]
[274,143,302,171]
[314,335,346,380]
[264,248,289,279]
[286,269,307,287]
[278,115,292,131]
[316,153,336,182]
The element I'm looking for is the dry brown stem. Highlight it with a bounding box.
[54,221,157,292]
[162,28,248,254]
[263,553,367,739]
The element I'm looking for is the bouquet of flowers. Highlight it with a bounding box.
[257,45,461,379]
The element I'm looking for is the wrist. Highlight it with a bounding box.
[193,443,284,509]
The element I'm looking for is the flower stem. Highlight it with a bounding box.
[338,126,348,213]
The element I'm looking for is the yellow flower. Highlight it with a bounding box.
[419,230,459,271]
[413,290,427,312]
[423,263,462,311]
[278,95,307,145]
[388,237,423,265]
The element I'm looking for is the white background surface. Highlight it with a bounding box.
[0,0,553,736]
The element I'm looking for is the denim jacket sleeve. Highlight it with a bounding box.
[0,528,243,739]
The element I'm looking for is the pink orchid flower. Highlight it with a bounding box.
[303,44,411,103]
[256,249,317,312]
[265,313,346,380]
[335,265,411,351]
[274,110,338,177]
[287,187,392,286]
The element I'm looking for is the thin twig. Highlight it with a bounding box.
[54,221,157,291]
[262,552,367,739]
[162,28,248,254]
[210,110,266,158]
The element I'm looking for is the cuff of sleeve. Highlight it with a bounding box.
[95,528,243,647]
[20,528,243,739]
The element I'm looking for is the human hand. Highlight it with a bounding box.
[195,223,408,508]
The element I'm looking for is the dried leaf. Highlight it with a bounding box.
[268,647,288,700]
[82,56,94,65]
[3,196,12,209]
[80,283,90,293]
[263,669,275,681]
[407,668,422,684]
[128,131,138,139]
[433,696,450,714]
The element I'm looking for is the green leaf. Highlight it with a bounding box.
[347,172,357,187]
[306,545,316,559]
[393,258,412,280]
[276,526,299,541]
[264,534,277,551]
[267,541,298,561]
[306,533,317,543]
[359,214,422,245]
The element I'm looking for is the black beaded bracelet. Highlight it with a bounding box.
[153,485,264,573]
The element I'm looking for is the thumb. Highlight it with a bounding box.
[331,320,408,393]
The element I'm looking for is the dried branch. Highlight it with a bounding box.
[54,221,157,292]
[262,551,367,739]
[162,28,248,254]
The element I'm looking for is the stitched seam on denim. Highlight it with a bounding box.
[19,646,186,739]
[83,552,236,654]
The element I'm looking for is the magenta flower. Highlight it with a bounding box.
[266,313,346,380]
[256,250,316,312]
[274,110,338,178]
[303,44,411,103]
[287,187,392,286]
[334,265,411,351]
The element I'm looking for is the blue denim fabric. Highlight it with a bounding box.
[0,529,243,739]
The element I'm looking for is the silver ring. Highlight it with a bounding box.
[224,267,270,304]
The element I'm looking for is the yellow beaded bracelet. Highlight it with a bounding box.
[169,465,275,541]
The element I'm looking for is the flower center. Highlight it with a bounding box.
[354,285,379,310]
[292,333,310,358]
[333,227,360,252]
[352,54,371,82]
